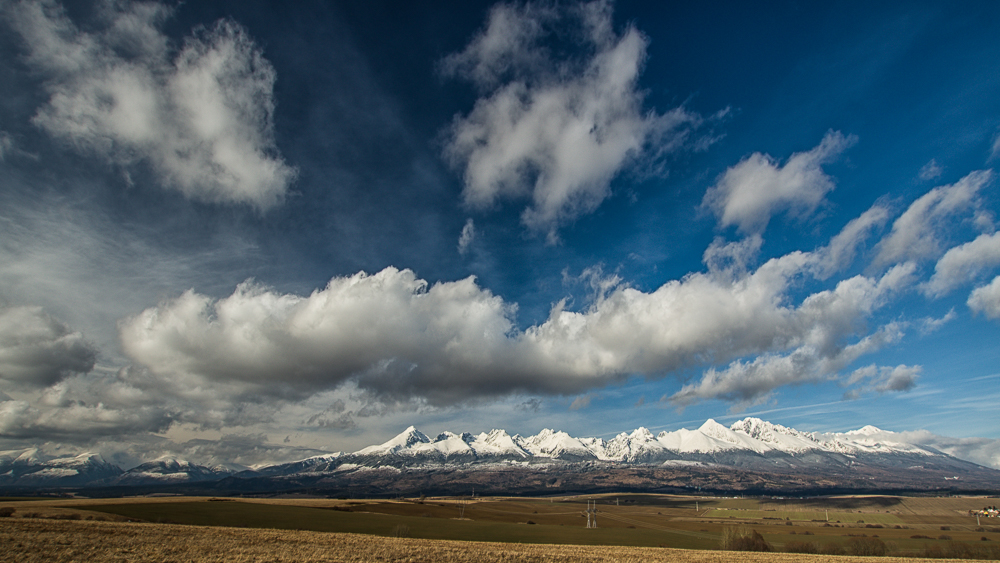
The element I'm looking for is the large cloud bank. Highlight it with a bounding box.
[6,0,295,209]
[442,0,710,238]
[120,239,915,409]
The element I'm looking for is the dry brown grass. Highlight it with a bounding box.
[0,518,990,563]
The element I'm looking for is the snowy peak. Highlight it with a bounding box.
[249,452,342,476]
[731,417,787,439]
[729,417,820,452]
[630,427,655,441]
[847,425,885,436]
[425,431,475,456]
[0,448,122,485]
[112,457,228,485]
[604,427,665,462]
[64,452,107,464]
[690,419,767,453]
[828,426,933,456]
[699,418,730,436]
[210,462,251,474]
[45,452,118,474]
[394,426,431,447]
[356,426,431,456]
[353,427,479,462]
[15,448,43,464]
[0,448,44,466]
[473,429,530,458]
[521,429,600,459]
[336,419,961,469]
[130,457,192,473]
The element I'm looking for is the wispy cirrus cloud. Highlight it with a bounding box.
[0,131,14,160]
[918,159,943,181]
[457,218,476,255]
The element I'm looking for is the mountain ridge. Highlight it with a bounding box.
[2,417,998,492]
[321,417,944,465]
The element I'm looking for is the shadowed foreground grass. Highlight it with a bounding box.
[0,518,990,563]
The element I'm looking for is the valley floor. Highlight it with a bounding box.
[1,493,999,561]
[0,518,990,563]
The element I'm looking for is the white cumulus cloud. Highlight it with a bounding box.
[7,0,296,210]
[120,268,522,406]
[923,232,1000,297]
[843,363,920,400]
[442,0,708,239]
[669,298,908,409]
[814,204,891,279]
[968,276,1000,319]
[702,131,856,234]
[120,242,916,409]
[872,170,994,268]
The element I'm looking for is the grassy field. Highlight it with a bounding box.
[1,493,999,560]
[704,509,903,524]
[79,499,718,549]
[0,517,992,563]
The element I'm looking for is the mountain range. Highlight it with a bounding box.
[2,418,998,494]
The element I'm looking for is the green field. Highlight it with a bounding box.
[704,508,903,524]
[82,500,718,550]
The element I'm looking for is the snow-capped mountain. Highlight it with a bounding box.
[279,417,960,472]
[1,418,996,491]
[472,429,531,460]
[0,449,121,486]
[247,453,342,477]
[111,456,238,485]
[517,428,604,461]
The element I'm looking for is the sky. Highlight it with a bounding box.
[1,0,999,470]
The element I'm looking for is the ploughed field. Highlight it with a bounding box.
[1,493,999,561]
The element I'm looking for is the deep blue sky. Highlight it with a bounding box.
[0,0,998,469]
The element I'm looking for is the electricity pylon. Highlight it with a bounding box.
[585,500,597,528]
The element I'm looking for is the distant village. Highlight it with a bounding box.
[970,506,999,517]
